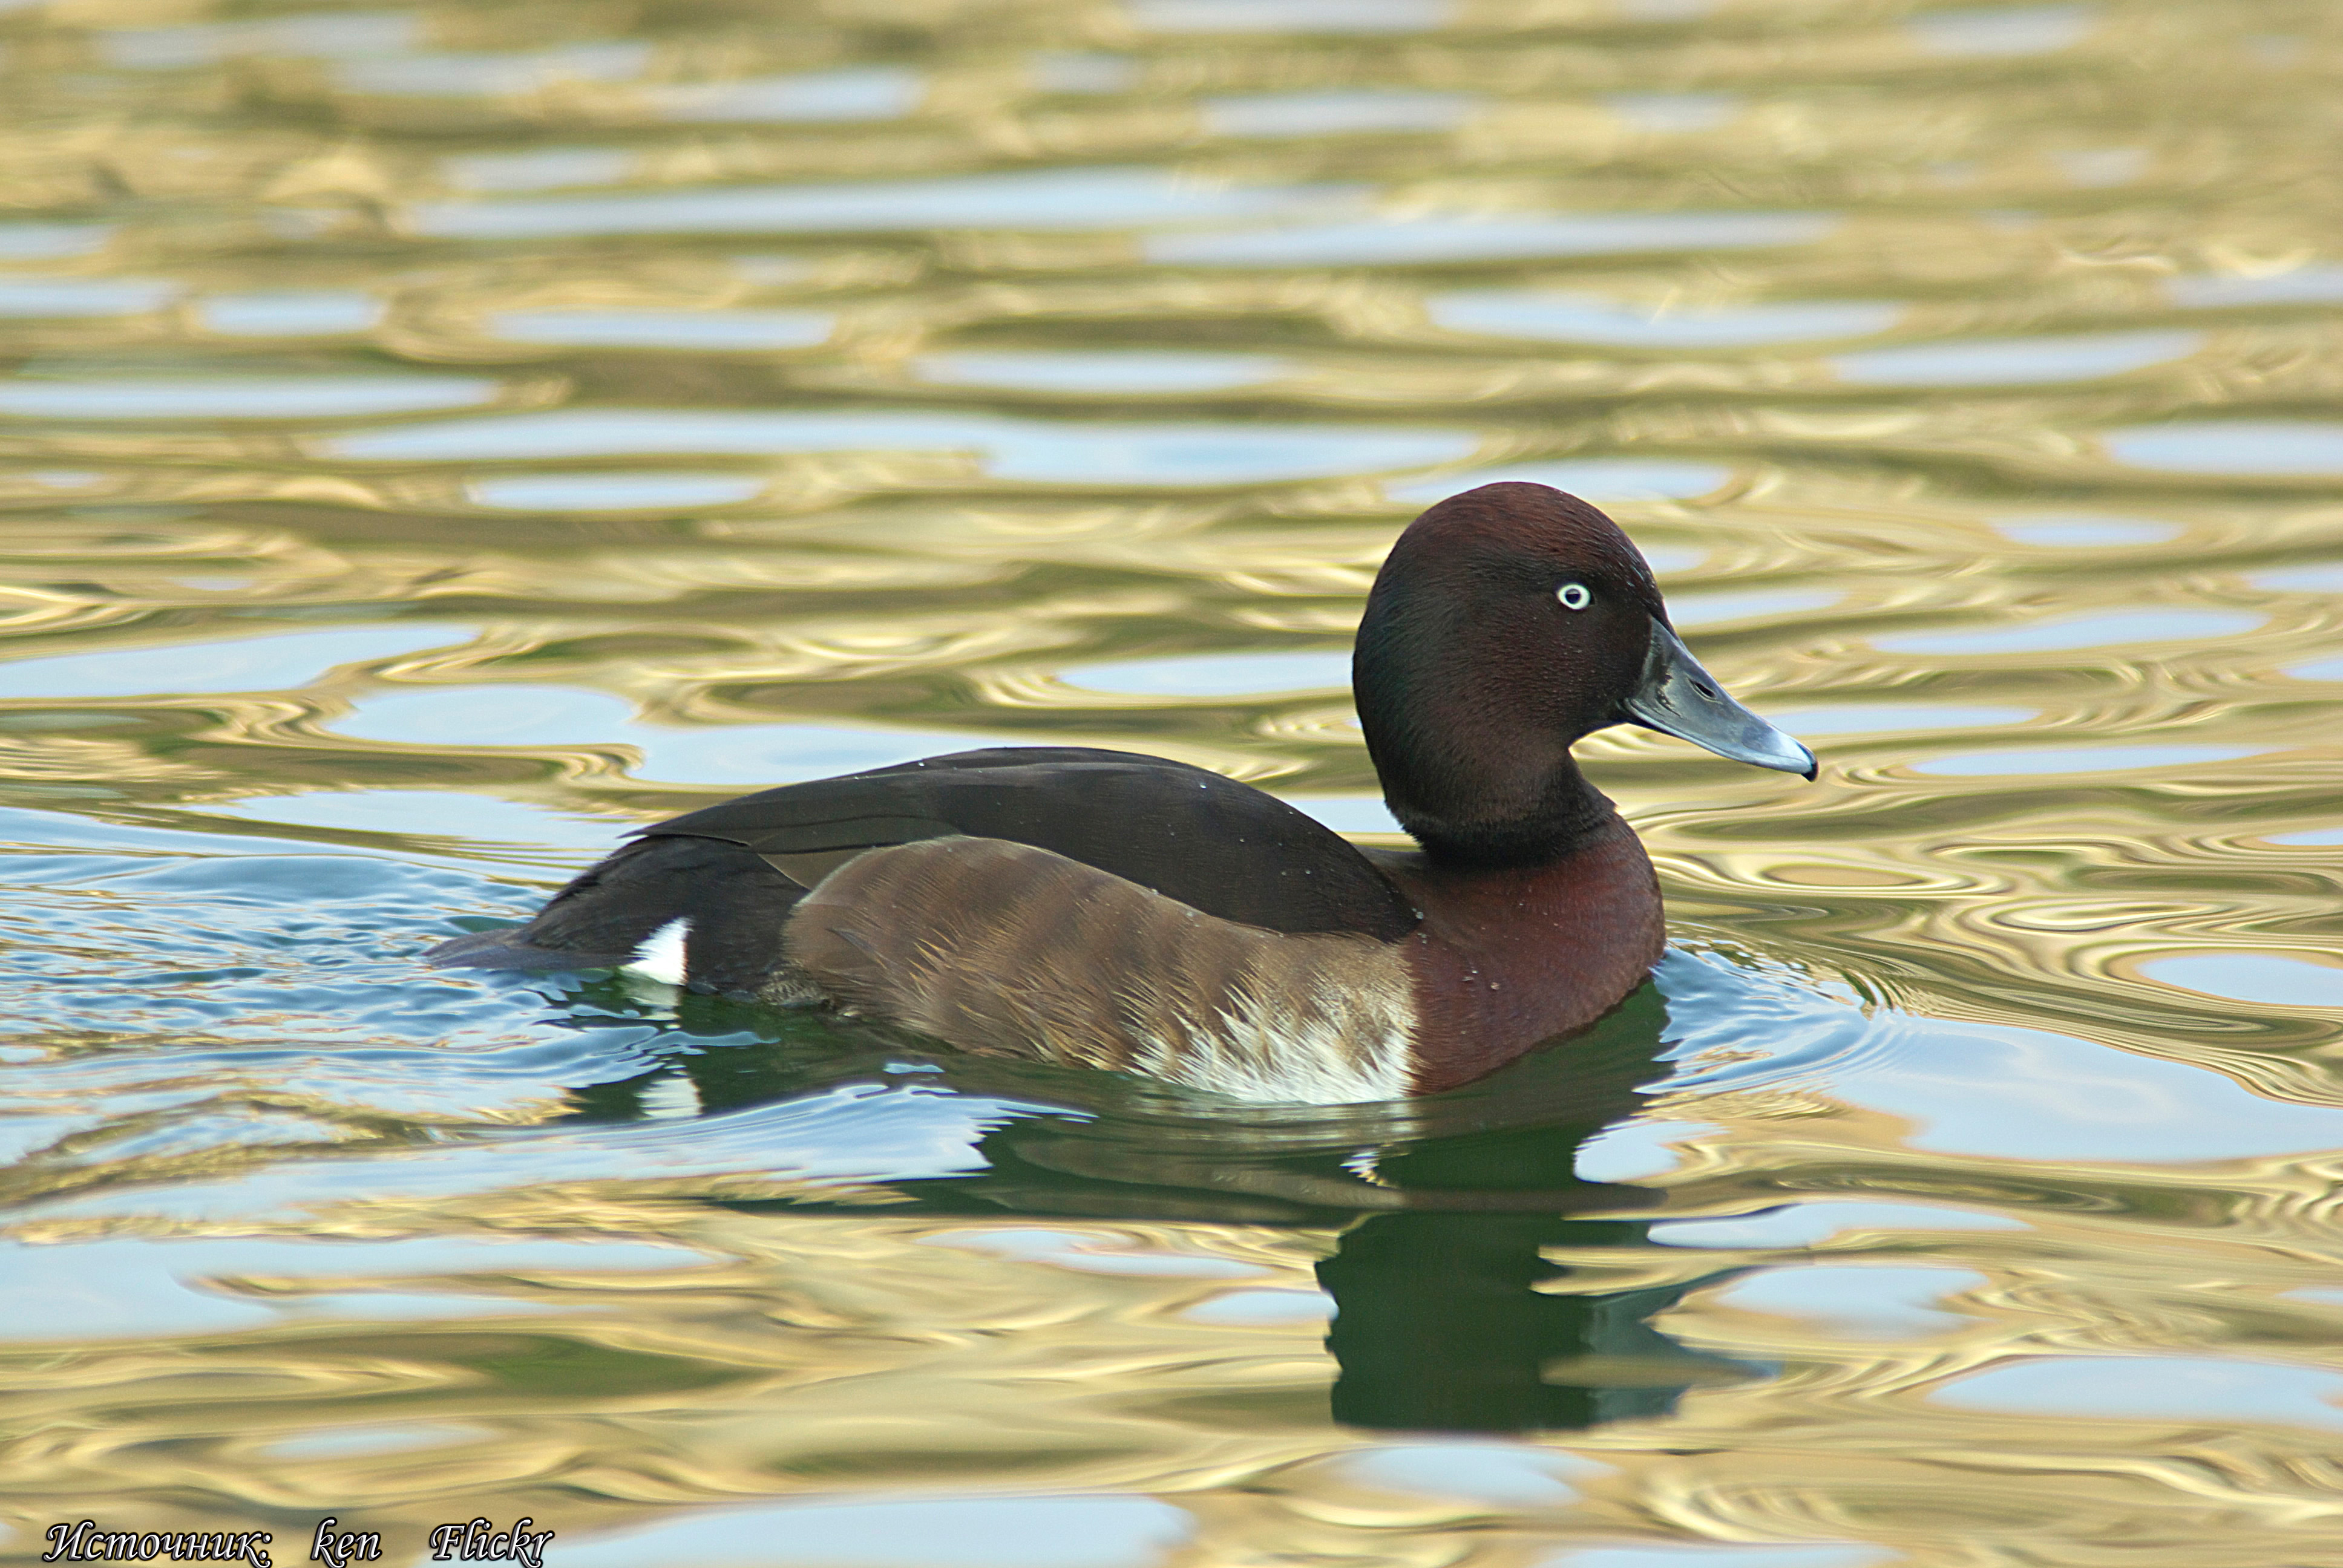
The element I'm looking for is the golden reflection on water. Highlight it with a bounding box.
[5,0,2343,1562]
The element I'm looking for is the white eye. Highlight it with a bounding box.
[1556,582,1591,611]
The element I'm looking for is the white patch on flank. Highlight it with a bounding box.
[625,916,691,985]
[1133,960,1415,1105]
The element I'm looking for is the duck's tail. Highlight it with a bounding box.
[425,834,810,994]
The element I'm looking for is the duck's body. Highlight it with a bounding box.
[430,483,1812,1103]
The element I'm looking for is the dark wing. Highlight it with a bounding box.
[647,746,1419,939]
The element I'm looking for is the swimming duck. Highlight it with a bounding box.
[428,482,1812,1103]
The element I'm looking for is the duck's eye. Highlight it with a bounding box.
[1556,582,1592,611]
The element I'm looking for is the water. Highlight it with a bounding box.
[2,0,2341,1563]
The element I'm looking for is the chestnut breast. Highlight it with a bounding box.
[1380,817,1666,1094]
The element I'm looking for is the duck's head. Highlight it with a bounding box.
[1354,480,1814,864]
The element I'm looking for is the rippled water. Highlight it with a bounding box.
[4,0,2342,1563]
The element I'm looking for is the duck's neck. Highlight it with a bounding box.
[1377,742,1620,868]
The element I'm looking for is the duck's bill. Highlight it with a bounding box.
[1620,619,1817,779]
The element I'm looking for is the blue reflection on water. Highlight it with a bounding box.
[2104,420,2343,475]
[1712,1264,1987,1339]
[1836,1013,2343,1161]
[2171,264,2343,308]
[0,223,112,258]
[644,65,923,122]
[2141,952,2343,1008]
[1430,291,1898,347]
[2246,561,2343,593]
[1152,211,1835,268]
[0,622,472,698]
[1203,89,1472,138]
[1930,1355,2343,1430]
[197,292,384,336]
[1183,1287,1335,1324]
[1907,3,2097,56]
[333,684,632,746]
[2289,655,2343,682]
[0,277,177,317]
[467,472,767,509]
[1832,328,2197,386]
[484,308,833,349]
[1988,512,2179,547]
[416,166,1363,240]
[2268,825,2343,847]
[1575,1119,1724,1182]
[0,376,499,419]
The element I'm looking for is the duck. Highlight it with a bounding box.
[428,481,1813,1103]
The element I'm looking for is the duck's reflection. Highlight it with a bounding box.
[553,972,1758,1435]
[1322,1210,1750,1431]
[1314,987,1757,1432]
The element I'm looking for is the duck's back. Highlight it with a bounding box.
[653,747,1418,937]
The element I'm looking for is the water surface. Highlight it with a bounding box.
[3,1,2342,1564]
